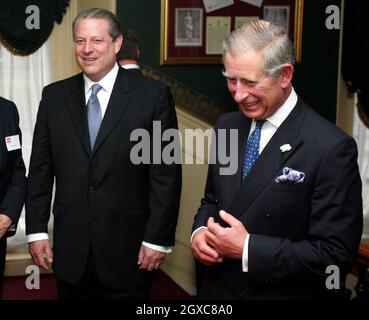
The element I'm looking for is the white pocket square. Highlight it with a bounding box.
[275,167,305,184]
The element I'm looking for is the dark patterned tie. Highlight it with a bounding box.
[242,120,266,181]
[87,84,103,150]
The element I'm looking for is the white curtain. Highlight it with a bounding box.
[0,42,53,252]
[352,97,369,240]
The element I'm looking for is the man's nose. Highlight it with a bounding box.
[83,41,93,53]
[233,82,249,103]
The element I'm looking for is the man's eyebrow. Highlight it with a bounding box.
[222,72,257,83]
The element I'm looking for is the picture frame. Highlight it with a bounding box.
[175,8,203,47]
[160,0,304,65]
[263,6,290,35]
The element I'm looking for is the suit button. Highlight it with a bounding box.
[265,213,271,219]
[89,186,94,193]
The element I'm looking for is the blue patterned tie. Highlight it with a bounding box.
[87,84,103,150]
[242,120,266,181]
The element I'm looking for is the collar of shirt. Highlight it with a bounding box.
[122,64,140,70]
[249,87,298,154]
[265,87,298,128]
[83,63,119,117]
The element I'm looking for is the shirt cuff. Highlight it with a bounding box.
[242,234,250,272]
[27,233,49,243]
[190,226,207,243]
[142,241,172,253]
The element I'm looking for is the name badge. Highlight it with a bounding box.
[5,135,21,151]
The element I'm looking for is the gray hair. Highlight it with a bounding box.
[72,8,121,41]
[222,20,295,80]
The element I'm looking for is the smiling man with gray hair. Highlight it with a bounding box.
[191,20,363,300]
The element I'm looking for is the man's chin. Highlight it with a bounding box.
[80,63,96,71]
[240,106,263,119]
[79,64,96,75]
[77,60,96,70]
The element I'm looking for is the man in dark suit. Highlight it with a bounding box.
[0,97,26,299]
[191,20,363,299]
[117,28,141,73]
[26,8,181,300]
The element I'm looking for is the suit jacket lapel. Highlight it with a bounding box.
[92,68,131,155]
[65,74,92,156]
[229,100,306,218]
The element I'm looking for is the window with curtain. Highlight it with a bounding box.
[0,0,69,253]
[342,0,368,241]
[353,98,369,240]
[0,42,53,252]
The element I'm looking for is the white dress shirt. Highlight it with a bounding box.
[121,63,140,70]
[83,63,119,117]
[191,88,298,271]
[27,63,171,253]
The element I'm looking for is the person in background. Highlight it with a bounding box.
[0,97,26,299]
[26,8,181,300]
[117,28,141,72]
[191,20,363,300]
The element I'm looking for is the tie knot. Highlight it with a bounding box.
[91,84,102,96]
[255,120,266,129]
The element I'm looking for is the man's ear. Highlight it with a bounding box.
[114,34,123,54]
[280,64,294,88]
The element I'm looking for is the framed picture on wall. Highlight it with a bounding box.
[175,8,203,47]
[263,6,290,34]
[160,0,304,65]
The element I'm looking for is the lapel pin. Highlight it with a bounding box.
[280,144,292,153]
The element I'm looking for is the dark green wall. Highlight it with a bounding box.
[117,0,341,123]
